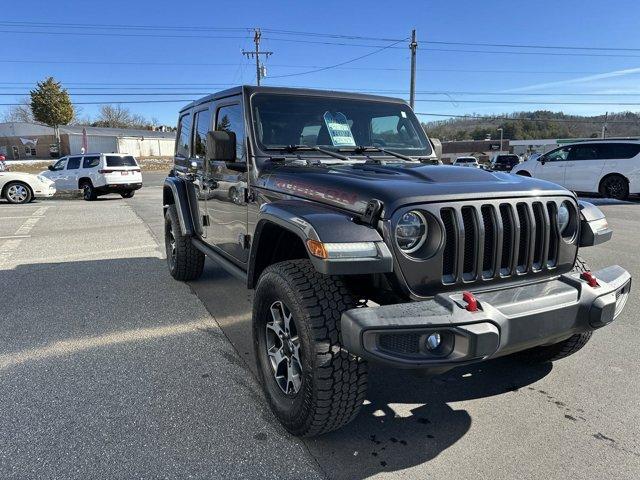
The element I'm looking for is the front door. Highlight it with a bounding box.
[207,100,249,263]
[61,156,82,190]
[46,157,68,187]
[535,146,571,187]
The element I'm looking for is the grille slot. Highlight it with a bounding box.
[441,209,457,282]
[516,203,530,272]
[481,206,495,277]
[499,204,513,274]
[461,207,477,279]
[438,198,565,285]
[532,203,544,270]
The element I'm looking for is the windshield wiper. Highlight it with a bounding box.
[340,145,415,162]
[266,144,352,161]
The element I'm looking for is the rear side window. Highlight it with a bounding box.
[597,143,640,159]
[83,156,100,168]
[67,157,81,170]
[569,145,598,161]
[106,156,137,167]
[193,108,211,158]
[176,113,192,158]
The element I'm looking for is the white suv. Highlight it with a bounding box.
[452,156,480,168]
[511,140,640,200]
[42,153,143,201]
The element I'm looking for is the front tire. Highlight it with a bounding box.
[517,255,593,363]
[4,182,32,204]
[164,205,204,281]
[253,259,368,437]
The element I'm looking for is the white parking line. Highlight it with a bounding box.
[0,235,31,240]
[0,216,44,220]
[0,206,50,268]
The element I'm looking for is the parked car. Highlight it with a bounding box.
[41,153,143,201]
[163,86,630,437]
[452,156,480,167]
[0,171,56,204]
[511,140,640,199]
[490,153,521,172]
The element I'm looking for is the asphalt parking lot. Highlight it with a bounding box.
[1,172,639,479]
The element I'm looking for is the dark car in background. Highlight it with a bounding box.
[490,153,521,171]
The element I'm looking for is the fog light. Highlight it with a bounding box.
[426,333,442,350]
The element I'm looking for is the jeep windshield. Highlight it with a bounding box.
[251,93,432,159]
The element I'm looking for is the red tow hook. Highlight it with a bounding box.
[581,271,600,288]
[462,291,479,312]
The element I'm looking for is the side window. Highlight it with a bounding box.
[216,104,245,160]
[176,113,192,158]
[544,147,571,162]
[51,158,67,171]
[193,108,212,158]
[569,145,598,161]
[82,156,100,168]
[598,143,640,159]
[67,157,81,170]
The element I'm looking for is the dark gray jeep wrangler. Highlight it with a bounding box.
[163,86,631,437]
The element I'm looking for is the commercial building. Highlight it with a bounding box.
[0,122,176,160]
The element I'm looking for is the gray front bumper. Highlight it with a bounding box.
[341,265,631,369]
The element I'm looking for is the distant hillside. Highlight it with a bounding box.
[422,111,640,141]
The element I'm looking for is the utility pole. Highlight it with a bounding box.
[242,28,273,86]
[602,111,608,139]
[498,127,504,154]
[409,29,417,110]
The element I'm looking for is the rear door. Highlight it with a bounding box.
[535,146,571,186]
[564,143,603,192]
[599,143,640,183]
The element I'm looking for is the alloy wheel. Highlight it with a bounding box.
[7,184,28,203]
[265,300,303,395]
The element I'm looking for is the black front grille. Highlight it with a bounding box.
[440,200,560,284]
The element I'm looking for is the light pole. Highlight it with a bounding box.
[497,128,504,154]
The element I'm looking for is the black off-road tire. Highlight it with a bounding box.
[517,255,593,363]
[164,204,204,281]
[81,181,97,201]
[253,259,368,437]
[121,191,135,199]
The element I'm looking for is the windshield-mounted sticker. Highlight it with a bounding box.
[323,111,356,147]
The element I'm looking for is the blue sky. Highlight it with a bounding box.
[2,0,640,125]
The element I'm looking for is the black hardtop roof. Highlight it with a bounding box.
[179,85,407,114]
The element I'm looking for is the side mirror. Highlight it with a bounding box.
[206,130,237,162]
[48,165,54,171]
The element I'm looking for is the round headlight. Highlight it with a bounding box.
[396,211,427,253]
[557,201,571,234]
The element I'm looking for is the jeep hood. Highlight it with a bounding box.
[257,163,572,217]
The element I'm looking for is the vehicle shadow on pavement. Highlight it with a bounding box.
[305,359,553,479]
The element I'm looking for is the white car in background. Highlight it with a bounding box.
[42,153,143,201]
[0,171,56,204]
[511,140,640,200]
[452,156,480,168]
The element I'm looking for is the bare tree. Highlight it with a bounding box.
[93,104,154,129]
[1,98,34,123]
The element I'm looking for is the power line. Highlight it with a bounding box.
[415,112,640,125]
[415,99,640,106]
[5,21,640,53]
[0,100,193,106]
[265,38,407,79]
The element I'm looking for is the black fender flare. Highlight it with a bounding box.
[163,176,202,237]
[247,200,393,288]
